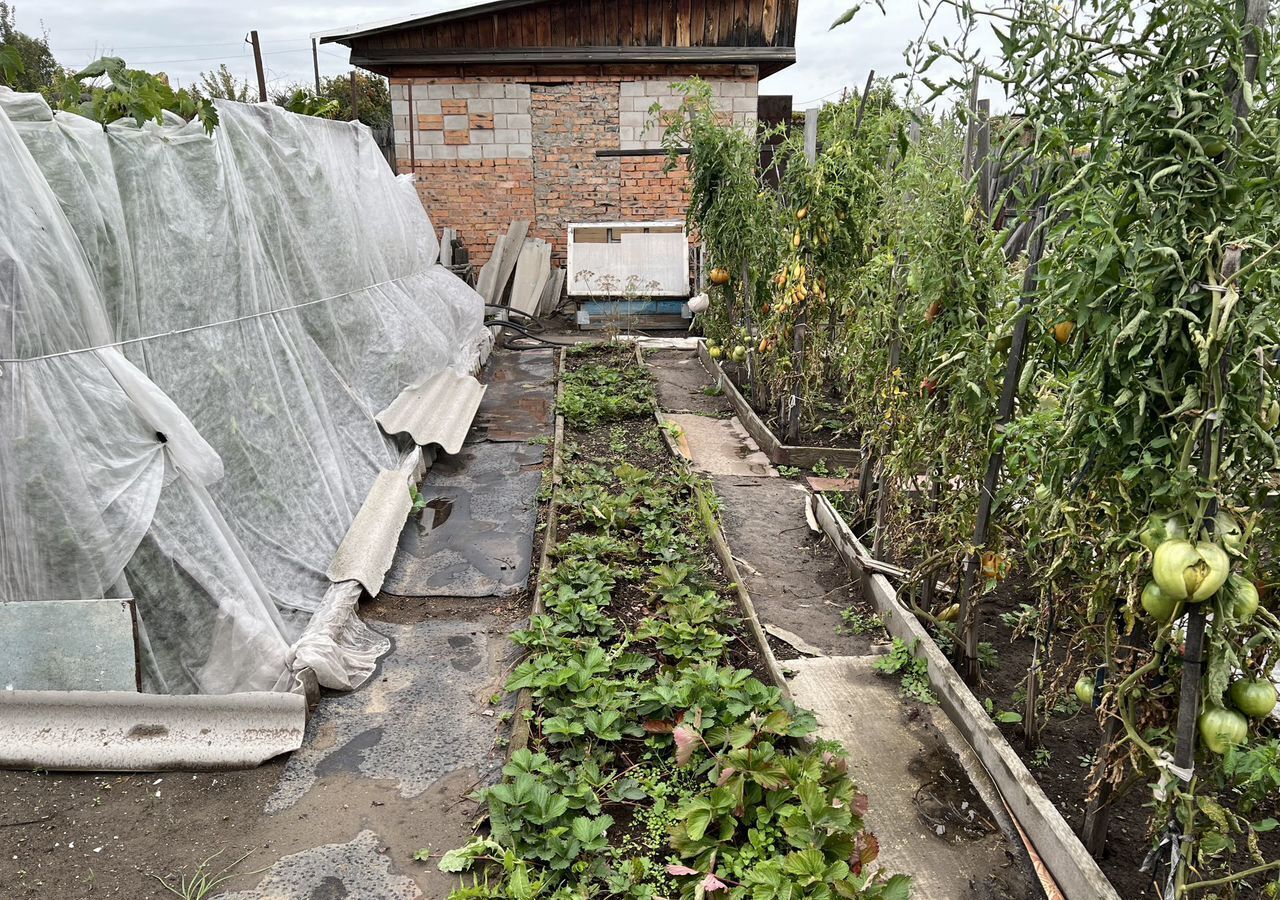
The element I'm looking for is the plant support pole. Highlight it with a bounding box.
[787,108,819,444]
[954,208,1045,683]
[249,31,266,102]
[312,39,321,95]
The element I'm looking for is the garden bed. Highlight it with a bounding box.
[696,341,862,470]
[817,494,1280,900]
[440,344,911,898]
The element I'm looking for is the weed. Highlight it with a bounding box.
[998,603,1039,634]
[839,607,885,636]
[983,697,1022,725]
[873,638,937,704]
[149,851,252,900]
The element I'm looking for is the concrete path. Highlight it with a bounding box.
[661,412,775,477]
[644,347,1040,900]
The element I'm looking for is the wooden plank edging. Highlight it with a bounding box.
[508,348,566,757]
[695,340,862,469]
[813,493,1121,900]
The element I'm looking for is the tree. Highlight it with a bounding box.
[323,71,391,128]
[197,64,251,102]
[0,2,64,91]
[269,71,391,127]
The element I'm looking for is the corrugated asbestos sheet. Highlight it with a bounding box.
[376,369,487,453]
[326,456,421,596]
[0,690,306,770]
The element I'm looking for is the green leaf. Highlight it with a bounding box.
[433,837,502,873]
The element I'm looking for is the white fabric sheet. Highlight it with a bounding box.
[0,92,488,695]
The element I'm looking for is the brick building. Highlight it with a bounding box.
[321,0,798,267]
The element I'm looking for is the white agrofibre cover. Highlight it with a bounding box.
[0,92,489,695]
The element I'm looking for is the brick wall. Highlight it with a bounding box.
[390,72,758,267]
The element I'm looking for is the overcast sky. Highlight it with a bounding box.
[22,0,982,107]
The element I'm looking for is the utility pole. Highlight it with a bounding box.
[312,38,321,94]
[247,30,266,102]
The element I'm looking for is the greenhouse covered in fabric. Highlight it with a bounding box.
[0,90,489,711]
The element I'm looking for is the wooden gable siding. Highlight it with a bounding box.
[356,0,798,53]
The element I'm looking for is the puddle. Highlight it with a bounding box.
[417,497,454,533]
[907,745,997,843]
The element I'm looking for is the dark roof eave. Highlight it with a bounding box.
[350,46,797,71]
[320,0,543,44]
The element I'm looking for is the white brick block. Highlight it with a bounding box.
[718,81,746,97]
[394,129,409,146]
[394,114,408,130]
[505,83,531,99]
[492,114,508,130]
[453,83,480,98]
[443,114,469,130]
[391,98,410,117]
[483,144,507,158]
[415,98,442,115]
[493,98,519,114]
[506,113,532,130]
[458,144,484,159]
[517,129,532,144]
[477,82,506,99]
[435,144,459,159]
[657,95,682,111]
[471,129,494,144]
[620,110,646,128]
[509,143,532,158]
[420,130,445,145]
[619,80,645,96]
[494,128,519,143]
[469,98,493,114]
[733,97,757,113]
[644,80,670,96]
[745,81,759,97]
[425,84,454,99]
[390,82,408,101]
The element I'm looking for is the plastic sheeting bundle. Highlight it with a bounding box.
[0,92,489,696]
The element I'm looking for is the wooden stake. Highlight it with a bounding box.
[953,206,1045,682]
[350,72,359,121]
[248,31,266,102]
[312,39,321,95]
[1165,0,1264,882]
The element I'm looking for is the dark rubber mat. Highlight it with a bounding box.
[381,440,546,598]
[467,349,555,443]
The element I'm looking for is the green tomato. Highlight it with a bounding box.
[709,347,723,360]
[1229,679,1277,720]
[1139,513,1187,553]
[1152,540,1230,602]
[1227,574,1260,621]
[1074,675,1095,705]
[1140,581,1179,624]
[731,346,747,363]
[1198,706,1248,754]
